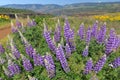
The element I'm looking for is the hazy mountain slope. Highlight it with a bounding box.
[1,2,120,15]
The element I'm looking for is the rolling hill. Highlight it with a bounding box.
[1,2,120,15]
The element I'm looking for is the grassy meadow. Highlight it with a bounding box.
[0,12,120,80]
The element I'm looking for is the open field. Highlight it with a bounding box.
[0,11,120,80]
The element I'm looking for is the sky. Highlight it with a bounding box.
[0,0,120,5]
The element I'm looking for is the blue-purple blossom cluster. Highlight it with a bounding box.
[43,23,56,52]
[44,53,55,78]
[93,55,107,73]
[8,60,21,76]
[64,19,76,51]
[86,27,91,45]
[22,55,33,71]
[84,58,93,74]
[97,23,106,44]
[33,49,44,66]
[82,46,89,57]
[56,44,70,73]
[105,28,116,56]
[109,57,120,68]
[78,23,84,40]
[91,21,98,38]
[10,38,20,59]
[0,44,5,54]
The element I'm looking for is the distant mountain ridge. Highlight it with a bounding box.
[1,2,120,15]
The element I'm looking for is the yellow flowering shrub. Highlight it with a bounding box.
[0,14,10,20]
[93,13,120,21]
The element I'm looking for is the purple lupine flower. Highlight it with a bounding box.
[93,54,107,73]
[43,23,56,52]
[68,29,76,51]
[78,23,84,40]
[16,20,22,28]
[2,66,12,77]
[86,27,91,45]
[105,28,116,56]
[25,44,34,58]
[32,49,44,66]
[109,57,120,68]
[84,58,93,74]
[82,46,89,57]
[64,19,71,42]
[56,44,70,73]
[7,60,21,76]
[0,57,5,64]
[15,14,22,28]
[18,30,34,58]
[91,21,98,38]
[27,20,33,27]
[27,15,33,27]
[64,19,75,51]
[11,21,18,33]
[44,53,55,78]
[21,55,33,71]
[65,43,71,58]
[113,36,120,50]
[10,38,20,59]
[0,44,5,54]
[97,23,106,44]
[54,24,61,42]
[31,19,36,26]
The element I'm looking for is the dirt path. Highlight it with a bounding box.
[0,27,11,39]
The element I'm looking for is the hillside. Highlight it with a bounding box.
[1,2,120,15]
[0,7,35,14]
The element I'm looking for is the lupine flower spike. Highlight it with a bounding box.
[11,21,17,33]
[82,46,89,57]
[93,54,107,73]
[91,20,98,38]
[44,53,55,78]
[65,43,71,58]
[78,23,84,40]
[2,66,12,77]
[86,27,91,46]
[56,44,70,73]
[105,28,116,56]
[109,57,120,68]
[43,23,56,52]
[0,44,5,54]
[15,14,22,28]
[21,54,33,71]
[97,22,106,44]
[18,30,34,58]
[8,35,20,59]
[84,58,93,74]
[54,24,61,42]
[27,15,33,27]
[33,49,44,66]
[7,60,20,76]
[113,36,120,51]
